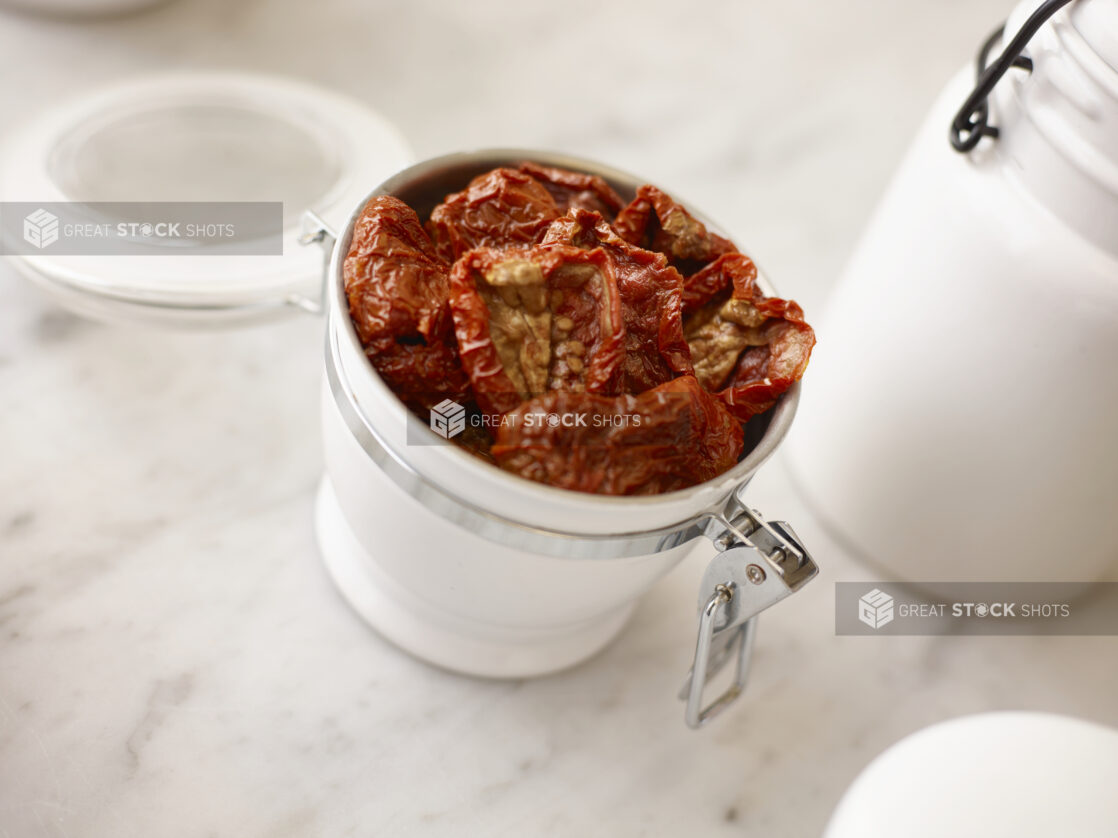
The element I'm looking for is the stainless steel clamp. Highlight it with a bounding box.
[680,497,819,728]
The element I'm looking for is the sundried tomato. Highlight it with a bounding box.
[491,375,744,495]
[681,248,758,313]
[719,308,814,419]
[518,161,624,218]
[343,196,470,410]
[427,168,560,262]
[364,339,471,412]
[448,244,625,415]
[614,184,737,275]
[544,209,692,393]
[344,195,452,347]
[682,253,814,420]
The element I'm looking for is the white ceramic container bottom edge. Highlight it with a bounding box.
[318,378,704,678]
[315,478,639,678]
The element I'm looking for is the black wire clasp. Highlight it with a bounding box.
[950,0,1074,153]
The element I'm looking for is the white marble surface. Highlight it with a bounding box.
[2,1,1116,836]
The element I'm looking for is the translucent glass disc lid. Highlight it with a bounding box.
[0,73,414,325]
[49,101,341,215]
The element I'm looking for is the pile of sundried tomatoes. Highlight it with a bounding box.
[344,162,814,495]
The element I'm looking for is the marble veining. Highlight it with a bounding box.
[3,1,1116,836]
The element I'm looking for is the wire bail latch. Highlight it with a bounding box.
[950,0,1074,152]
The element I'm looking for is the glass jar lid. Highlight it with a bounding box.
[0,72,414,325]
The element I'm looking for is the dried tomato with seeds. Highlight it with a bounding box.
[427,168,560,262]
[682,253,814,420]
[544,209,692,393]
[343,196,469,410]
[518,161,624,219]
[448,244,625,415]
[491,375,744,495]
[614,184,737,275]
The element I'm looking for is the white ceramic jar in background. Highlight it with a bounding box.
[786,0,1118,584]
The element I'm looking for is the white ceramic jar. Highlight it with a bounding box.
[786,0,1118,585]
[312,152,819,723]
[0,80,819,725]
